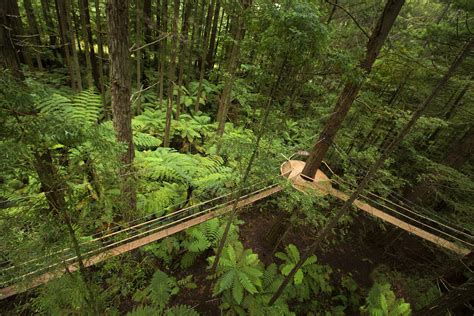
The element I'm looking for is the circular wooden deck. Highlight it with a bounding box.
[280,160,332,195]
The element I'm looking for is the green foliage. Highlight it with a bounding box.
[361,283,411,316]
[276,244,333,302]
[208,242,263,305]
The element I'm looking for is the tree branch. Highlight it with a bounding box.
[325,0,370,39]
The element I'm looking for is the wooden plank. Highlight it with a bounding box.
[0,186,282,299]
[328,188,470,256]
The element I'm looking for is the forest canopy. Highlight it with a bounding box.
[0,0,473,315]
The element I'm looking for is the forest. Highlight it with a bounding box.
[0,0,473,314]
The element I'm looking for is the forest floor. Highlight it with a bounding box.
[172,199,449,314]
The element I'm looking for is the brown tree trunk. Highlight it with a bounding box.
[0,0,25,80]
[6,0,34,71]
[24,0,44,70]
[136,0,143,113]
[215,0,250,137]
[176,0,192,119]
[163,0,179,147]
[68,0,83,90]
[79,0,94,88]
[56,0,78,90]
[158,0,168,109]
[107,0,136,218]
[205,0,220,72]
[194,0,215,112]
[40,0,59,57]
[302,0,405,179]
[80,0,100,89]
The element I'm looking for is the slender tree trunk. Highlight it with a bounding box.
[163,0,179,147]
[79,0,94,87]
[107,0,136,218]
[68,0,83,90]
[24,0,43,70]
[143,0,152,66]
[269,36,473,306]
[176,0,192,119]
[326,0,337,24]
[205,0,220,72]
[158,0,168,109]
[194,0,215,112]
[0,0,25,80]
[7,0,34,71]
[136,0,143,113]
[216,0,249,137]
[56,0,77,89]
[81,0,100,89]
[94,0,106,112]
[40,0,59,58]
[302,0,405,179]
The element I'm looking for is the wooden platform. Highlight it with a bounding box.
[280,160,470,256]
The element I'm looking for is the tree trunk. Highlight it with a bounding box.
[0,0,25,80]
[40,0,59,58]
[302,0,405,179]
[205,0,220,72]
[78,0,94,88]
[143,0,152,65]
[216,0,249,137]
[107,0,136,218]
[80,0,100,89]
[158,0,168,109]
[326,0,337,24]
[194,0,215,112]
[136,0,143,113]
[94,0,106,112]
[269,35,473,306]
[56,0,78,90]
[24,0,43,70]
[6,0,34,71]
[176,0,192,119]
[163,0,179,147]
[68,0,83,90]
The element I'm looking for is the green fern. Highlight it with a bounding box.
[361,282,411,316]
[208,242,263,305]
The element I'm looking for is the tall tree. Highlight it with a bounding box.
[107,0,136,218]
[163,0,179,147]
[301,0,405,179]
[78,0,94,87]
[79,0,100,89]
[1,0,25,80]
[23,0,44,70]
[40,0,59,57]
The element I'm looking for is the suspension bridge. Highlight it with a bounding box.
[1,157,472,300]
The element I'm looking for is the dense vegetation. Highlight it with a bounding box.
[0,0,473,314]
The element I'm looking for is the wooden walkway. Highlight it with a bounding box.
[281,160,471,256]
[0,185,282,299]
[1,160,471,300]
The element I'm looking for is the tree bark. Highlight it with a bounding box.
[302,0,405,179]
[6,0,34,71]
[80,0,100,89]
[107,0,136,218]
[67,0,83,90]
[176,0,192,119]
[194,0,215,112]
[40,0,59,57]
[158,0,168,109]
[0,0,25,80]
[79,0,94,88]
[216,0,249,137]
[163,0,179,147]
[56,0,78,90]
[24,0,44,70]
[205,0,220,72]
[136,0,143,113]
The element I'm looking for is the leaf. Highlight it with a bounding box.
[238,272,258,294]
[232,279,244,304]
[281,264,295,276]
[294,269,304,285]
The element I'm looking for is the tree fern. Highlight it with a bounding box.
[164,304,200,316]
[361,282,411,316]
